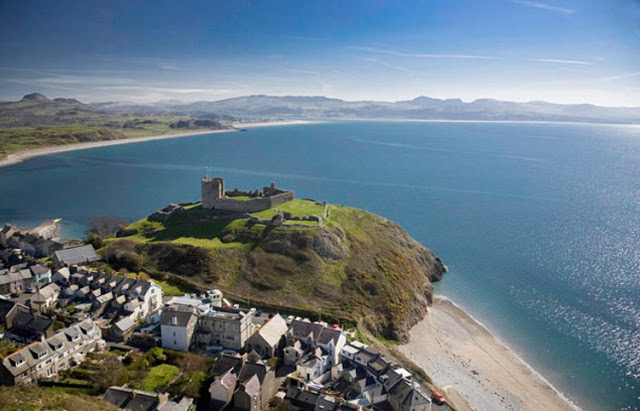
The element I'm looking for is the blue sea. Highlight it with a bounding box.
[1,121,639,410]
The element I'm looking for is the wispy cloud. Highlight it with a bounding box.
[530,58,593,65]
[348,46,499,60]
[511,0,575,15]
[604,71,640,81]
[285,68,319,75]
[361,57,412,74]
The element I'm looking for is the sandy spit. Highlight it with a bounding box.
[0,120,318,169]
[399,297,580,411]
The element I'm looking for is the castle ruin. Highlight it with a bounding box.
[201,170,294,213]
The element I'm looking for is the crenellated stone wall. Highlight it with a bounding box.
[202,176,294,212]
[210,191,294,213]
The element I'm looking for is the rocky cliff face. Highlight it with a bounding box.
[112,202,445,342]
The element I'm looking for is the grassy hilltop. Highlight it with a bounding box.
[0,93,229,159]
[107,199,445,341]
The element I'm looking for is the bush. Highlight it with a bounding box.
[102,240,142,271]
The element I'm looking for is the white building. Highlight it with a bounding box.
[160,306,198,351]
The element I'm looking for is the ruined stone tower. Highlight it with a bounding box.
[202,171,225,210]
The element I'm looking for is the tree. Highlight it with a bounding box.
[86,215,128,238]
[90,355,128,393]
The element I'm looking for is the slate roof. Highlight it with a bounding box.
[2,319,101,377]
[253,314,288,347]
[238,360,268,385]
[103,387,133,407]
[317,328,342,345]
[285,386,320,409]
[54,245,99,265]
[33,283,60,302]
[288,320,324,341]
[115,316,136,333]
[212,354,243,376]
[29,265,49,275]
[0,269,32,285]
[103,386,160,411]
[161,309,196,327]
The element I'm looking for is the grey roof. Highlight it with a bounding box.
[33,283,60,302]
[286,386,320,408]
[30,265,50,275]
[253,314,288,347]
[161,309,196,327]
[0,269,33,285]
[127,391,160,411]
[289,320,324,341]
[96,292,114,304]
[54,245,99,265]
[238,361,268,384]
[115,316,136,333]
[104,387,134,407]
[158,397,194,411]
[54,267,71,279]
[317,328,343,345]
[2,319,101,377]
[212,354,243,376]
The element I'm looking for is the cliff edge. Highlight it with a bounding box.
[107,199,445,341]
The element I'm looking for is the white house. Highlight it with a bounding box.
[160,306,198,351]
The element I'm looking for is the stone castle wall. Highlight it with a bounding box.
[211,191,294,213]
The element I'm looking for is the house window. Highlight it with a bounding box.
[174,340,177,345]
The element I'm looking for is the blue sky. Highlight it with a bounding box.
[1,0,639,106]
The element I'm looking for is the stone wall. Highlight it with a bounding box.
[211,191,294,213]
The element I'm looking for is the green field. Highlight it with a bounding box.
[141,364,180,392]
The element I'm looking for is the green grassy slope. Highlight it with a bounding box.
[109,199,445,341]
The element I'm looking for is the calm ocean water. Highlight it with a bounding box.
[1,121,639,410]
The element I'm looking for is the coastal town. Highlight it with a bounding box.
[0,177,452,411]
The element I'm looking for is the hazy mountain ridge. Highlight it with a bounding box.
[92,94,640,124]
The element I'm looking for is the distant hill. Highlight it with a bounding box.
[0,93,102,127]
[93,94,640,124]
[0,93,230,159]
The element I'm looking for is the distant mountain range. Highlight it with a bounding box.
[91,95,640,124]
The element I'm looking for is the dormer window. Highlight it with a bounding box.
[11,358,25,367]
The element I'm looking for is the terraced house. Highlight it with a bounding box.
[0,319,105,386]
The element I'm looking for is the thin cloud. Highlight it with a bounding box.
[604,71,640,81]
[530,58,593,65]
[361,57,411,74]
[511,0,575,15]
[348,46,499,60]
[285,68,319,75]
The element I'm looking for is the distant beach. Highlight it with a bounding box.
[399,297,579,411]
[0,120,315,169]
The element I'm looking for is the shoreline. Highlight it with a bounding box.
[399,296,580,411]
[0,120,317,169]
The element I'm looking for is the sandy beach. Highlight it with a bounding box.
[399,297,579,411]
[0,120,317,169]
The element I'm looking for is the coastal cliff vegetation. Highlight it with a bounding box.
[107,199,445,342]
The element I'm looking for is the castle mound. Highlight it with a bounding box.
[109,199,445,341]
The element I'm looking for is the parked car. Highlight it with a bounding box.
[431,390,446,405]
[25,287,36,294]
